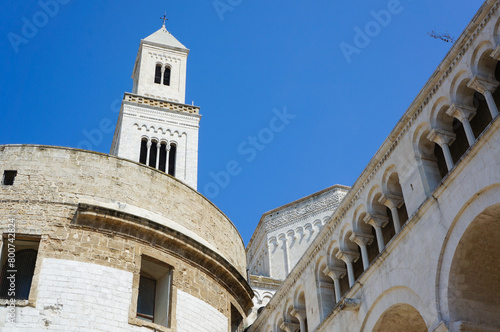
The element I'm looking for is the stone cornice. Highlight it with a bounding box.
[248,1,499,330]
[249,275,282,290]
[246,186,349,261]
[74,203,254,311]
[263,189,347,232]
[122,104,201,130]
[124,93,201,115]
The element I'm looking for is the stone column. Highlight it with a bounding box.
[336,250,359,287]
[290,307,307,332]
[279,234,290,276]
[155,143,161,169]
[446,103,477,147]
[379,193,403,233]
[267,241,275,277]
[165,144,170,174]
[349,232,374,270]
[364,213,389,252]
[427,128,456,172]
[323,265,346,303]
[468,75,499,119]
[146,140,152,166]
[491,45,500,61]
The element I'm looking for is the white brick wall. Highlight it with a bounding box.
[176,290,227,332]
[0,258,151,332]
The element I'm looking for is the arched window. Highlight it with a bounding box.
[139,138,148,165]
[154,64,162,84]
[163,67,171,86]
[471,91,492,137]
[434,143,448,179]
[449,117,469,163]
[149,141,158,168]
[159,143,167,173]
[168,144,176,177]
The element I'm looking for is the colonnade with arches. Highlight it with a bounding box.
[139,136,177,176]
[248,3,500,331]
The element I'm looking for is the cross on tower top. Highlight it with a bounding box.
[160,12,168,27]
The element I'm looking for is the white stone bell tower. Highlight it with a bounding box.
[111,22,201,189]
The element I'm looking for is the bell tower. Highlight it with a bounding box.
[132,20,189,103]
[111,21,201,189]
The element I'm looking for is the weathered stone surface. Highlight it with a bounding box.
[0,145,252,331]
[247,2,500,331]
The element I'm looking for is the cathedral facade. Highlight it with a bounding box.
[246,0,500,331]
[1,0,500,331]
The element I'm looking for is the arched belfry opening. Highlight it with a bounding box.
[139,138,148,165]
[159,142,168,172]
[149,140,158,168]
[137,139,177,179]
[111,24,199,189]
[163,67,171,86]
[154,64,162,84]
[168,143,176,177]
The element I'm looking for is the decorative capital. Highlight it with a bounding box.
[446,103,477,122]
[491,45,500,61]
[290,307,306,322]
[427,128,456,147]
[379,193,403,209]
[336,250,360,264]
[467,75,499,94]
[338,298,361,311]
[323,265,347,280]
[363,212,389,228]
[278,234,287,246]
[349,232,374,247]
[268,237,278,250]
[280,321,300,332]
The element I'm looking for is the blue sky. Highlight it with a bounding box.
[1,0,485,244]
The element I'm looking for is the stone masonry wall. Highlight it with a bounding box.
[0,145,245,276]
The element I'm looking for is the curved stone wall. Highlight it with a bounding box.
[0,145,246,276]
[0,144,252,331]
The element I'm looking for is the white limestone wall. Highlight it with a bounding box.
[249,91,500,332]
[248,187,348,280]
[246,286,276,326]
[176,290,228,332]
[0,258,230,332]
[112,101,200,189]
[247,2,500,330]
[133,43,188,104]
[266,211,333,279]
[0,258,150,332]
